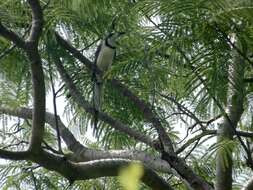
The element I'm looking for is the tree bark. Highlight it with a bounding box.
[215,39,245,190]
[0,106,175,174]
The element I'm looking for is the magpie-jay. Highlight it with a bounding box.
[93,32,125,128]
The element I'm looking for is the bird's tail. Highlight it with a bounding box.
[93,78,103,130]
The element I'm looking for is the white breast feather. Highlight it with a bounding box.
[96,43,115,72]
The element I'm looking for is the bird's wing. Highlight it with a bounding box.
[94,42,102,66]
[92,41,102,130]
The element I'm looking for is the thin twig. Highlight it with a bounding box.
[81,38,100,52]
[42,140,62,155]
[184,139,200,159]
[48,61,63,154]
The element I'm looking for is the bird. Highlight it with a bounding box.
[93,32,125,129]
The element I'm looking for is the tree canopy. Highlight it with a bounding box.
[1,0,253,189]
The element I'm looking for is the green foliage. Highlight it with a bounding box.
[1,0,253,189]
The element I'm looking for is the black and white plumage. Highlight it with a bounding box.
[93,32,125,128]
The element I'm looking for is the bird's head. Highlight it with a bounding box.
[105,32,125,48]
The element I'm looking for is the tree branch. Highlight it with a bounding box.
[49,63,63,153]
[0,149,29,160]
[0,45,16,60]
[0,146,173,189]
[0,0,45,152]
[0,106,175,174]
[32,150,174,190]
[0,23,26,49]
[71,149,174,174]
[215,38,246,190]
[24,0,45,152]
[110,79,174,152]
[176,131,216,154]
[0,106,83,153]
[26,0,43,45]
[244,78,253,83]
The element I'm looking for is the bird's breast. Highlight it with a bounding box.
[96,46,115,72]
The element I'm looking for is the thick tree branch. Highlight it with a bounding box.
[0,0,45,151]
[71,149,174,174]
[216,39,246,190]
[0,106,83,153]
[0,106,174,174]
[26,50,45,151]
[0,149,29,160]
[32,151,174,190]
[24,0,45,152]
[236,130,253,138]
[7,104,247,167]
[70,159,174,190]
[0,23,26,49]
[0,147,173,189]
[55,33,94,70]
[0,105,174,189]
[0,0,42,49]
[26,0,43,45]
